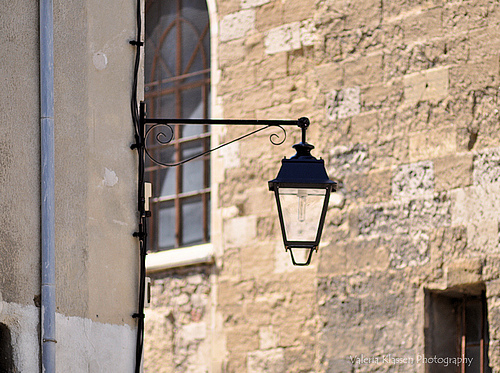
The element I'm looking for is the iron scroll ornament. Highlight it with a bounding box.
[143,122,287,167]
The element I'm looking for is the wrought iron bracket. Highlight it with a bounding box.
[130,100,309,373]
[136,102,304,168]
[129,40,144,47]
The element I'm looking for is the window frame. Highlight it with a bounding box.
[458,294,490,373]
[144,0,211,252]
[425,288,491,373]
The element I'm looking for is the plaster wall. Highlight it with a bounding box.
[56,312,136,372]
[0,0,140,370]
[0,300,136,372]
[0,300,39,372]
[54,0,138,326]
[0,0,40,307]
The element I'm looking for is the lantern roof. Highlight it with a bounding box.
[268,142,337,191]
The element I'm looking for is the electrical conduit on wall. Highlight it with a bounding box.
[40,0,56,371]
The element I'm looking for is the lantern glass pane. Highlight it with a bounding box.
[278,188,326,242]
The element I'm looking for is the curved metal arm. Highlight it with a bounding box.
[144,123,287,167]
[137,102,304,168]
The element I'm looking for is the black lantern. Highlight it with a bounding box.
[269,118,336,266]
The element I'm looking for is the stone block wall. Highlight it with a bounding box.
[145,266,214,373]
[215,0,500,372]
[146,0,500,372]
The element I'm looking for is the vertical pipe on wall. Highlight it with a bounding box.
[40,0,56,371]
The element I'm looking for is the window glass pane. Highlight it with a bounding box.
[182,88,204,136]
[206,88,211,118]
[145,0,211,251]
[182,0,209,34]
[181,196,203,246]
[181,141,204,193]
[145,0,176,88]
[145,0,176,43]
[181,0,210,78]
[465,299,483,344]
[465,346,481,373]
[158,202,175,249]
[181,90,211,137]
[207,194,211,241]
[206,142,211,187]
[158,28,177,78]
[182,124,205,138]
[158,146,176,196]
[158,93,176,120]
[181,22,203,75]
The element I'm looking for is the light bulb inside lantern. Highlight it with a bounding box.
[297,189,307,222]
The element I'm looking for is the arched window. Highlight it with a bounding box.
[144,0,211,250]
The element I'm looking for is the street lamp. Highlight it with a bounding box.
[268,117,336,266]
[131,102,335,371]
[135,105,335,266]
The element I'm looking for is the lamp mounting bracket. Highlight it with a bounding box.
[135,102,305,168]
[130,100,325,373]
